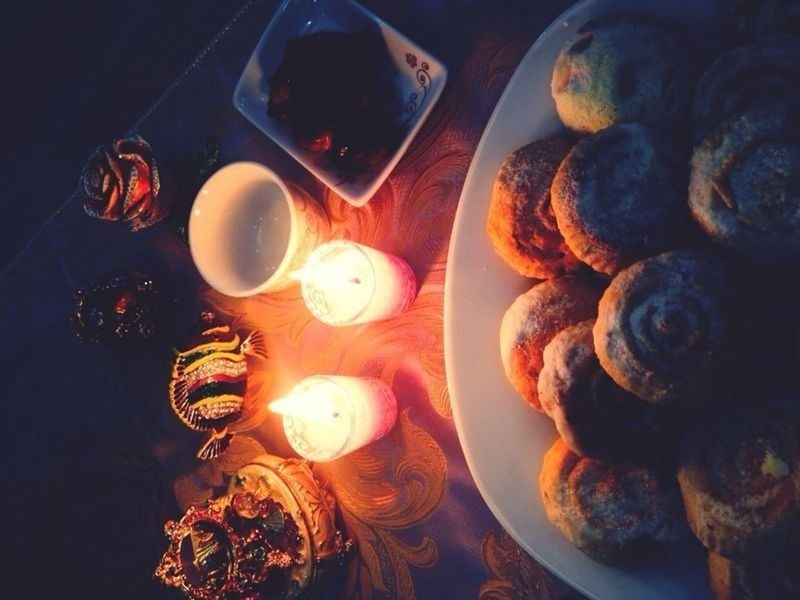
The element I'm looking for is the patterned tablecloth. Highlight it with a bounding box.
[0,1,585,598]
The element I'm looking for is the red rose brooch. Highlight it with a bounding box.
[79,135,170,231]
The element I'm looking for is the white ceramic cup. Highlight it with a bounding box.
[189,161,329,296]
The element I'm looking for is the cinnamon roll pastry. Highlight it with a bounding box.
[540,438,690,566]
[723,0,800,47]
[593,250,741,407]
[551,123,689,275]
[708,548,800,600]
[551,14,693,133]
[692,36,800,145]
[486,136,583,279]
[538,321,679,464]
[500,277,603,411]
[678,392,800,559]
[689,107,800,269]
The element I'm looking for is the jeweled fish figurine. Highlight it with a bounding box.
[169,312,265,460]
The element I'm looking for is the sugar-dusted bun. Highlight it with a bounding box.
[708,549,800,600]
[692,36,800,146]
[487,136,583,279]
[551,13,693,133]
[551,123,688,275]
[540,438,690,566]
[593,250,744,407]
[538,320,680,464]
[500,277,602,411]
[689,106,800,269]
[678,390,800,559]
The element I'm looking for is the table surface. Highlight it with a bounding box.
[0,1,585,598]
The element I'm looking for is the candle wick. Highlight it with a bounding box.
[348,277,361,285]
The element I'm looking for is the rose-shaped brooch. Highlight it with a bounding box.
[79,135,170,231]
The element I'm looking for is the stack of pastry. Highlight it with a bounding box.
[489,6,800,597]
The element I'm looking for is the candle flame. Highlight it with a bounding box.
[269,393,339,421]
[290,260,361,288]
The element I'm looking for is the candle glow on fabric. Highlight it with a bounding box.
[269,375,398,462]
[296,240,416,326]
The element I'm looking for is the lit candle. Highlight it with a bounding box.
[293,240,416,326]
[269,375,398,462]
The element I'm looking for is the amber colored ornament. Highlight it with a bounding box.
[79,135,171,231]
[72,270,163,345]
[156,454,352,599]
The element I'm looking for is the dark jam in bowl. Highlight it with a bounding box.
[268,30,404,180]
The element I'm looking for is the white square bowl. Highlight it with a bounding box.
[233,0,448,207]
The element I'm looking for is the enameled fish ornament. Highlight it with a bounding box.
[169,312,265,460]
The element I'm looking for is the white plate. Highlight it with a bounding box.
[233,0,447,207]
[444,1,719,598]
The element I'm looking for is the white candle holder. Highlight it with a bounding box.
[270,375,398,462]
[296,240,416,326]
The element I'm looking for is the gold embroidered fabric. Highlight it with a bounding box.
[479,530,582,600]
